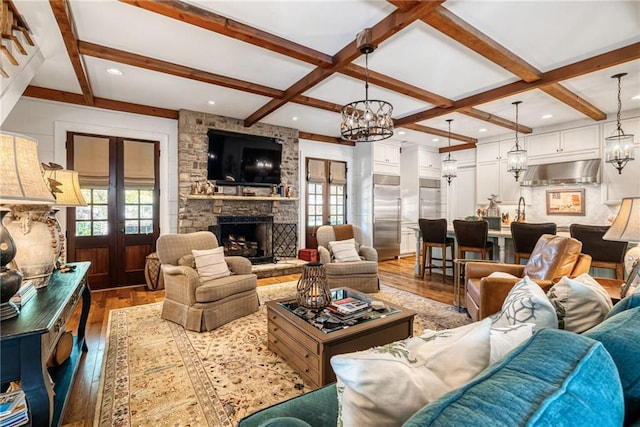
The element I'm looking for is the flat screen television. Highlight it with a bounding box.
[207,129,282,186]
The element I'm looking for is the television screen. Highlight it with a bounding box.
[207,130,282,186]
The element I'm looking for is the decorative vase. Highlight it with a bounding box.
[0,210,22,306]
[4,205,60,288]
[296,262,331,309]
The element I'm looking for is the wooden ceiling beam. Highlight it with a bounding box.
[291,95,343,113]
[439,142,476,154]
[244,1,445,127]
[340,63,452,108]
[540,83,607,121]
[78,41,284,99]
[423,6,607,121]
[118,0,333,67]
[299,131,354,146]
[23,86,179,119]
[395,41,640,126]
[424,6,540,83]
[49,0,94,105]
[400,123,477,144]
[459,107,532,134]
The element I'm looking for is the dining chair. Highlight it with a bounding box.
[511,222,557,265]
[419,218,455,282]
[570,224,628,280]
[453,219,494,261]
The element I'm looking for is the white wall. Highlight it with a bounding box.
[298,139,354,248]
[1,97,179,234]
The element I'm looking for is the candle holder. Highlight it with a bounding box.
[297,263,331,310]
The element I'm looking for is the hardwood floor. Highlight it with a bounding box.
[60,256,455,426]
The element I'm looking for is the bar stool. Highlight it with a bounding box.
[510,222,557,265]
[570,224,628,280]
[453,219,494,261]
[419,218,455,282]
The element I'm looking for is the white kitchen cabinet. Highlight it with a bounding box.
[373,142,400,175]
[527,125,599,161]
[476,140,521,205]
[602,117,640,204]
[418,148,440,178]
[448,165,476,221]
[400,225,417,256]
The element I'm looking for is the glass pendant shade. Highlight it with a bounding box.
[442,156,457,185]
[507,101,527,181]
[605,73,635,174]
[507,147,528,181]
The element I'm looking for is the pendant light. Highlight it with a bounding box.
[605,73,635,174]
[441,119,457,185]
[507,101,527,181]
[340,29,394,142]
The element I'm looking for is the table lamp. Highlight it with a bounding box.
[604,197,640,294]
[0,132,55,319]
[44,168,88,266]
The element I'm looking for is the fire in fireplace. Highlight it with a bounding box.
[209,216,273,264]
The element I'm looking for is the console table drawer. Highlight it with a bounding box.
[42,283,85,357]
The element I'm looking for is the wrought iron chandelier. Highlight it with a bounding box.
[507,101,527,181]
[605,73,635,174]
[441,119,457,185]
[340,29,393,142]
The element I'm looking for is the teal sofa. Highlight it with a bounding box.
[239,296,640,427]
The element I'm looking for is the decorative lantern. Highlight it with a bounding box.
[296,263,332,309]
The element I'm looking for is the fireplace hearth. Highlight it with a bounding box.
[209,216,273,264]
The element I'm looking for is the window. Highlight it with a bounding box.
[305,158,347,228]
[124,189,155,234]
[76,188,109,236]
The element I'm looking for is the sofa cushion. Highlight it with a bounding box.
[584,305,640,423]
[546,273,612,333]
[331,319,491,427]
[328,238,361,262]
[404,329,624,427]
[192,247,231,281]
[491,276,558,330]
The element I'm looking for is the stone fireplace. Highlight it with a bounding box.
[209,216,273,264]
[177,110,300,260]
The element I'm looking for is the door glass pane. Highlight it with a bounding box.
[125,205,139,219]
[93,205,108,220]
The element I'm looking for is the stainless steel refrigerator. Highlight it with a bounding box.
[419,178,442,219]
[373,174,401,260]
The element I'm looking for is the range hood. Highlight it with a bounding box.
[520,159,600,187]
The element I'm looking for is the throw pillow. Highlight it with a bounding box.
[492,276,558,331]
[487,271,519,279]
[331,319,491,427]
[546,274,613,333]
[192,247,231,281]
[489,323,534,365]
[328,238,361,263]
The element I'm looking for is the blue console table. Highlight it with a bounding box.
[0,262,91,426]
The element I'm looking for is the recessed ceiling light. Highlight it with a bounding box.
[208,100,216,105]
[432,138,439,142]
[632,94,640,101]
[292,116,298,121]
[106,68,123,76]
[479,128,487,133]
[398,130,406,135]
[541,114,553,119]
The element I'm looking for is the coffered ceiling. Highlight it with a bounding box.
[10,0,640,150]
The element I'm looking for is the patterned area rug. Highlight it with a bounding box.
[94,282,470,426]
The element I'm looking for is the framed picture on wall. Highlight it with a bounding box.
[546,189,585,215]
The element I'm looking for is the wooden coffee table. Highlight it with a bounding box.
[266,288,416,388]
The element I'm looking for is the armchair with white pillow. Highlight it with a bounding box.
[316,224,379,293]
[156,231,259,332]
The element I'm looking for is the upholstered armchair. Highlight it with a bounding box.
[316,224,379,293]
[156,231,259,332]
[465,234,592,321]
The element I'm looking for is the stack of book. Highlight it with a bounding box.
[0,390,28,427]
[325,297,372,321]
[9,281,35,309]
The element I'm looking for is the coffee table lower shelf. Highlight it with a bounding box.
[266,292,416,389]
